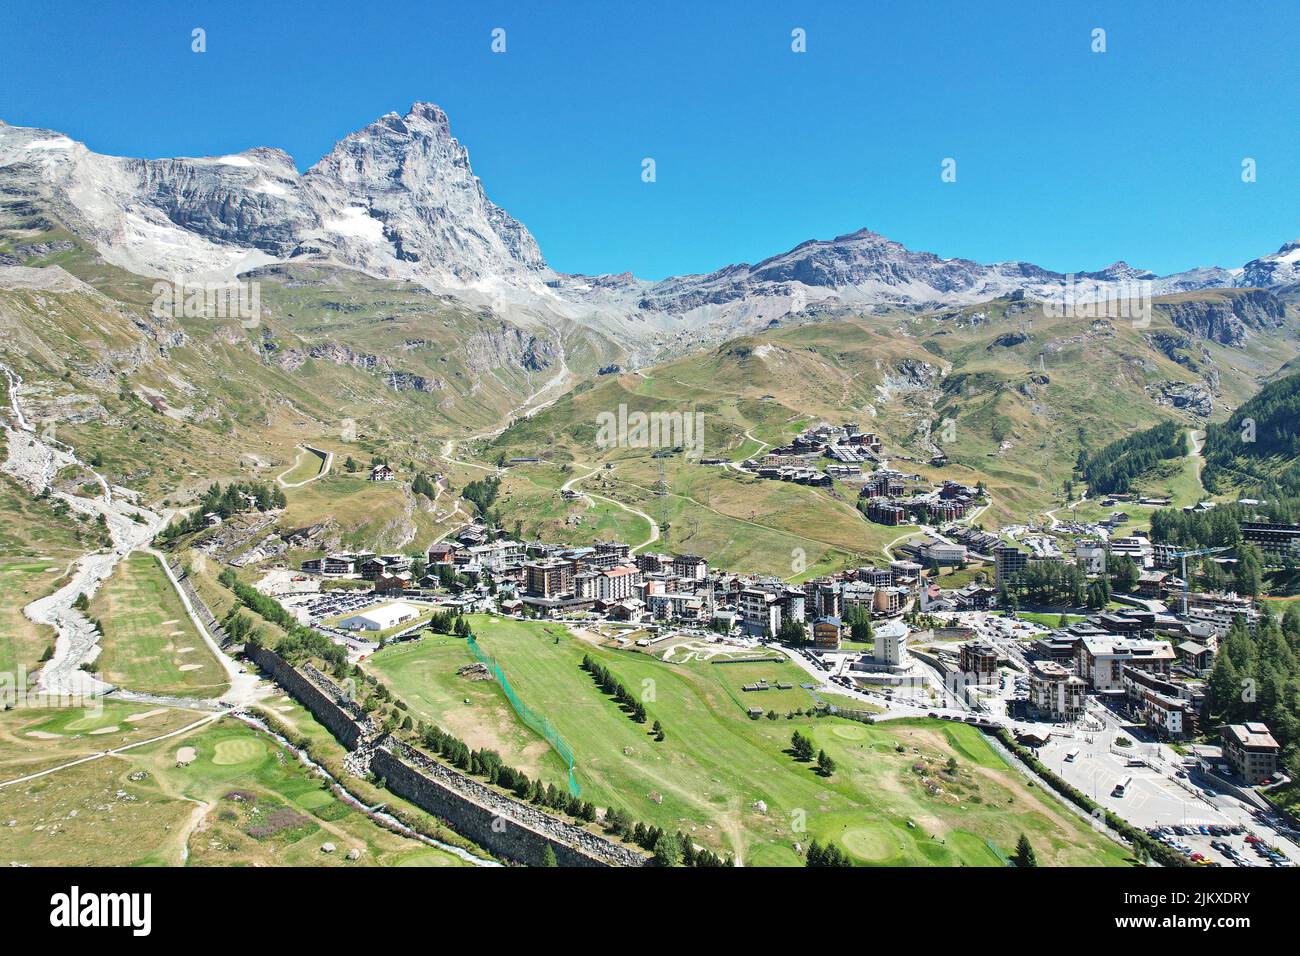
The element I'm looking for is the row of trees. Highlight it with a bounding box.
[581,654,653,726]
[600,811,732,867]
[420,724,597,816]
[417,722,726,865]
[218,567,346,667]
[991,727,1188,867]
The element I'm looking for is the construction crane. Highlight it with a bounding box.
[1169,546,1229,616]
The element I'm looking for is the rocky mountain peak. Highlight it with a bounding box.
[303,102,548,283]
[1,103,1298,351]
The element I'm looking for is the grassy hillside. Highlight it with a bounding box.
[0,709,470,867]
[365,616,1131,867]
[479,293,1297,562]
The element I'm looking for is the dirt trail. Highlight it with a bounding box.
[276,444,333,489]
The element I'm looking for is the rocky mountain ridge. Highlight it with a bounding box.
[2,104,1297,354]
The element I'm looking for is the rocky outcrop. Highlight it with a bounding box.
[1160,290,1285,347]
[465,323,556,373]
[988,330,1030,349]
[0,239,75,265]
[891,358,940,388]
[272,342,446,391]
[1152,380,1214,417]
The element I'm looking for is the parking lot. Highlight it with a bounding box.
[1146,822,1294,868]
[1035,727,1299,867]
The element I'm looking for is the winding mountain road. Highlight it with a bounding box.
[561,464,661,552]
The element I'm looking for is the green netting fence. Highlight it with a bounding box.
[467,635,579,796]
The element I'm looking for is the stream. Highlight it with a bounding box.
[236,712,499,867]
[1,361,171,698]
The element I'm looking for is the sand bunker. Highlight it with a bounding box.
[125,709,167,723]
[159,619,179,627]
[169,630,185,637]
[176,647,195,654]
[89,725,120,735]
[178,663,202,672]
[25,731,61,739]
[176,746,197,764]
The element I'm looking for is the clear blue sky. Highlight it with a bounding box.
[1,0,1296,280]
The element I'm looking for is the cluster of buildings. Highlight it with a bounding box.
[291,472,1290,788]
[301,551,415,592]
[296,521,931,645]
[948,608,1283,787]
[734,421,890,488]
[1027,611,1202,733]
[769,422,883,461]
[861,478,982,526]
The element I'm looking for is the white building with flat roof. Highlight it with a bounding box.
[872,619,909,667]
[338,601,419,632]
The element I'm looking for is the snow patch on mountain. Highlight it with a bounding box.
[1,103,1296,351]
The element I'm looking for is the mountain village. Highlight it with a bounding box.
[193,419,1300,872]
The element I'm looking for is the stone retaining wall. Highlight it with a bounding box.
[244,644,646,867]
[372,739,647,868]
[243,643,372,749]
[167,559,230,646]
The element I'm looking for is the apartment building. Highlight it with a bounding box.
[813,616,843,650]
[1076,636,1175,691]
[959,641,999,684]
[597,564,643,603]
[1122,666,1201,739]
[739,587,781,637]
[1029,660,1087,722]
[524,558,575,598]
[1240,521,1300,558]
[994,544,1028,586]
[671,554,708,581]
[1222,723,1280,785]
